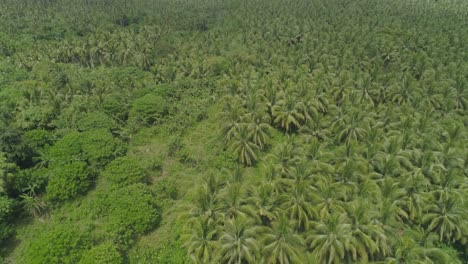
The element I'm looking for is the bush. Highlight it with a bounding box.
[102,94,129,122]
[129,93,168,125]
[128,242,189,264]
[48,130,124,168]
[76,112,118,133]
[102,156,147,187]
[96,184,161,248]
[4,168,47,197]
[0,197,14,243]
[46,161,91,202]
[21,224,92,264]
[79,242,123,264]
[154,178,178,201]
[23,129,54,152]
[0,221,13,244]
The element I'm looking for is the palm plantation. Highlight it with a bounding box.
[0,0,466,263]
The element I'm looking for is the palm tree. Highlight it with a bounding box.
[184,216,218,264]
[401,169,430,221]
[422,196,467,243]
[190,183,220,219]
[377,178,408,226]
[384,233,451,264]
[218,217,260,264]
[244,111,272,150]
[220,183,253,220]
[20,190,47,218]
[246,186,279,224]
[221,96,247,143]
[346,200,389,262]
[299,113,330,140]
[351,178,381,202]
[312,175,348,220]
[387,75,417,105]
[301,138,334,175]
[272,91,306,132]
[263,163,289,195]
[306,213,353,264]
[266,140,303,178]
[228,123,260,166]
[281,184,316,231]
[332,108,370,144]
[260,213,305,264]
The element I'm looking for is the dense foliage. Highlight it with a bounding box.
[0,0,466,263]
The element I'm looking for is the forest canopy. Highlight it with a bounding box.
[0,0,467,263]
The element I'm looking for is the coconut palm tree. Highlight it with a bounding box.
[332,108,370,144]
[218,217,260,264]
[306,213,354,264]
[245,183,281,225]
[266,140,303,178]
[244,111,272,150]
[260,213,305,263]
[401,169,430,221]
[190,183,220,219]
[281,184,316,231]
[184,216,219,264]
[272,91,306,132]
[346,200,389,262]
[220,183,253,220]
[384,232,452,264]
[312,175,348,220]
[228,123,260,166]
[422,196,467,243]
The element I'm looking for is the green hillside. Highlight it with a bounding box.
[0,0,467,263]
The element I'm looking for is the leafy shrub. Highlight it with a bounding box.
[128,242,189,264]
[154,178,178,201]
[48,130,124,167]
[102,94,129,122]
[102,156,147,187]
[46,161,91,202]
[23,129,54,152]
[4,168,47,197]
[97,184,161,247]
[0,196,14,243]
[76,112,118,133]
[129,94,168,125]
[21,224,92,264]
[205,56,230,76]
[78,242,123,264]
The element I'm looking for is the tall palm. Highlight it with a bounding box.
[184,216,218,264]
[281,184,316,231]
[244,111,272,150]
[384,234,451,264]
[218,217,260,264]
[306,213,353,264]
[246,184,281,225]
[272,91,306,132]
[299,113,330,140]
[220,183,253,220]
[221,96,247,143]
[332,109,370,144]
[261,213,305,264]
[190,183,220,219]
[422,196,467,243]
[401,169,430,221]
[263,163,289,195]
[312,175,348,220]
[301,138,334,175]
[228,123,260,166]
[346,200,389,261]
[266,140,303,178]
